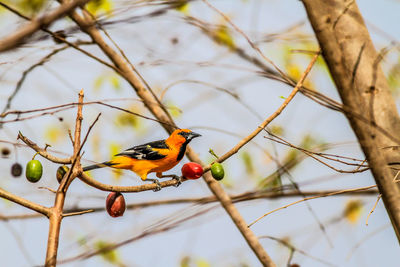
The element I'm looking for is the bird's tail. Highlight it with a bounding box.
[82,161,115,172]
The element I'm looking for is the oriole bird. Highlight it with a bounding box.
[83,129,201,188]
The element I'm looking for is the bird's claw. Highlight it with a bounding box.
[172,175,182,187]
[147,179,162,192]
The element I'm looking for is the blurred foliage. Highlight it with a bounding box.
[220,173,233,188]
[91,133,102,163]
[180,256,190,267]
[165,100,182,118]
[86,0,113,16]
[115,105,141,129]
[213,24,236,50]
[282,45,315,90]
[269,125,284,136]
[179,256,211,267]
[109,142,122,180]
[196,259,211,267]
[173,0,190,15]
[344,199,363,224]
[44,125,63,144]
[4,0,49,15]
[94,72,121,92]
[387,58,400,94]
[94,240,121,266]
[241,151,254,175]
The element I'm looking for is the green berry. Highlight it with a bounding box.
[211,162,224,181]
[26,160,43,183]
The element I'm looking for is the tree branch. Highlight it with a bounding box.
[18,132,72,164]
[0,187,50,217]
[302,0,400,242]
[0,0,91,52]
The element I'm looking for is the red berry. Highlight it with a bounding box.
[181,162,203,180]
[106,192,126,218]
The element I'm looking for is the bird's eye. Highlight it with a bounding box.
[178,131,187,136]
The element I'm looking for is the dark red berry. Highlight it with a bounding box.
[1,147,11,157]
[11,163,23,177]
[106,192,126,218]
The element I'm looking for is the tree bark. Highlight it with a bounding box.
[302,0,400,241]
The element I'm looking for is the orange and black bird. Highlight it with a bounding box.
[83,129,201,189]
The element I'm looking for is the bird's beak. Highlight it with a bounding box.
[188,132,201,140]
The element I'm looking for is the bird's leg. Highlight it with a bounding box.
[146,178,162,192]
[157,174,181,187]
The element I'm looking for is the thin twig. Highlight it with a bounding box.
[62,209,94,217]
[366,194,382,226]
[38,187,57,194]
[248,185,377,227]
[264,134,370,173]
[259,236,335,267]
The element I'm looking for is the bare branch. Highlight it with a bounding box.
[78,172,181,192]
[0,187,50,217]
[62,209,94,217]
[0,187,380,221]
[18,132,72,164]
[0,0,91,52]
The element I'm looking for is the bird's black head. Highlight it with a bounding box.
[178,129,201,141]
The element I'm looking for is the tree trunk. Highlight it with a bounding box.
[302,0,400,241]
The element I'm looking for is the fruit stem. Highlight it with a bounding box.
[208,148,219,159]
[32,152,39,160]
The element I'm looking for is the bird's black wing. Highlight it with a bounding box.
[115,140,169,160]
